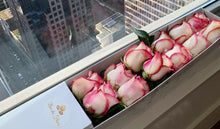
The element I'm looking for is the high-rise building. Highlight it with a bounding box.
[0,0,7,11]
[6,0,97,76]
[124,0,194,33]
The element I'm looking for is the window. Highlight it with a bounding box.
[0,0,206,102]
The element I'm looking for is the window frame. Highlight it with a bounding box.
[0,0,214,115]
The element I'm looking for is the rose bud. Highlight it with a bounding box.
[151,31,175,53]
[104,64,116,81]
[83,88,119,116]
[105,63,134,89]
[99,82,118,98]
[83,89,109,115]
[118,76,149,106]
[88,70,104,84]
[165,43,192,71]
[169,21,194,44]
[201,19,220,43]
[123,41,153,72]
[143,52,173,81]
[188,13,209,32]
[183,33,210,57]
[71,77,100,99]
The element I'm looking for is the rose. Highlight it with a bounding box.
[83,88,119,116]
[183,33,210,57]
[188,13,209,32]
[122,41,153,72]
[143,52,173,81]
[118,76,149,106]
[169,21,194,44]
[71,77,100,99]
[105,63,134,89]
[165,43,192,71]
[99,81,118,98]
[88,70,104,84]
[201,19,220,43]
[151,31,175,53]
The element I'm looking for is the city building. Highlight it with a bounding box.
[124,0,194,33]
[96,12,126,47]
[0,0,7,11]
[6,0,98,75]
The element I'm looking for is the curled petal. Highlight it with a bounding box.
[99,82,118,97]
[170,53,187,71]
[183,33,210,57]
[188,13,209,32]
[107,63,134,89]
[202,19,220,43]
[124,49,152,72]
[104,64,116,80]
[88,71,104,84]
[143,52,163,75]
[150,66,173,81]
[105,94,120,109]
[153,39,174,53]
[71,77,100,99]
[83,89,109,115]
[206,27,220,43]
[118,76,147,106]
[162,54,173,68]
[169,21,194,44]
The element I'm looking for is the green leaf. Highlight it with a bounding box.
[132,28,154,47]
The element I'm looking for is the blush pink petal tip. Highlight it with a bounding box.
[202,19,220,43]
[123,41,154,72]
[71,77,101,99]
[83,89,109,115]
[143,52,163,75]
[183,33,210,57]
[169,21,194,44]
[104,64,116,80]
[124,49,152,72]
[153,39,174,53]
[99,82,118,98]
[107,63,134,89]
[165,43,192,71]
[188,13,209,32]
[118,76,148,106]
[88,70,104,84]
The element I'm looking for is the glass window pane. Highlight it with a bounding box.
[0,0,197,101]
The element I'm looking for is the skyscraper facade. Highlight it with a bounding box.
[124,0,194,33]
[7,0,97,76]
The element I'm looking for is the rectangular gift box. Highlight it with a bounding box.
[64,8,220,129]
[0,2,219,129]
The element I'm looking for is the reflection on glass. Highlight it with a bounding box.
[0,0,194,100]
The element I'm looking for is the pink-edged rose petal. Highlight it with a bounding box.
[183,33,210,57]
[188,13,209,32]
[99,82,118,97]
[202,19,220,43]
[118,76,148,106]
[83,89,109,115]
[169,21,194,44]
[71,77,100,99]
[143,52,163,75]
[88,71,104,84]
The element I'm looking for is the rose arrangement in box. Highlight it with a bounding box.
[70,13,220,126]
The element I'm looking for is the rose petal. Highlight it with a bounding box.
[71,77,100,99]
[150,66,172,81]
[83,89,109,115]
[154,39,174,53]
[143,52,162,75]
[118,76,147,106]
[124,49,152,72]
